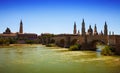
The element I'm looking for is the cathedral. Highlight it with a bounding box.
[73,19,109,36]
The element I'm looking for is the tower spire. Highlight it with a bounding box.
[73,22,77,34]
[19,20,23,34]
[78,30,80,35]
[100,30,103,35]
[88,25,93,35]
[81,19,86,36]
[104,21,108,35]
[94,24,98,35]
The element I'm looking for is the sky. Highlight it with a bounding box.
[0,0,120,35]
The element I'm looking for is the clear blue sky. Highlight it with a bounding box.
[0,0,120,35]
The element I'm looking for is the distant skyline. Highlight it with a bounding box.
[0,0,120,34]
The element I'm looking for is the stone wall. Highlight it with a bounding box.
[115,45,120,55]
[114,35,120,55]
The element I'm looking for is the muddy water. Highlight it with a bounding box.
[0,45,120,73]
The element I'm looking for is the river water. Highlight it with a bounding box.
[0,45,120,73]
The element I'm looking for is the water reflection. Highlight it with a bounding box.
[96,45,105,58]
[96,48,102,57]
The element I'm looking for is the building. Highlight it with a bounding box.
[104,21,108,35]
[87,25,93,35]
[0,20,38,44]
[19,20,23,34]
[73,22,77,34]
[81,19,86,36]
[0,19,120,55]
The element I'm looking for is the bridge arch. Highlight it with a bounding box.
[59,39,65,47]
[88,40,105,51]
[71,39,77,45]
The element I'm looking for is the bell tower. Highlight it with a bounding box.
[88,25,93,35]
[73,22,77,34]
[19,20,23,34]
[104,21,108,35]
[81,19,86,36]
[94,24,98,35]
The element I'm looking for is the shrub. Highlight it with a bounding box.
[69,44,81,51]
[101,45,113,56]
[8,38,17,44]
[0,38,10,45]
[26,40,34,44]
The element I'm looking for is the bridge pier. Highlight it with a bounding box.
[64,36,71,48]
[115,45,120,55]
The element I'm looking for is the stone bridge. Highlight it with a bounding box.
[40,34,120,54]
[51,34,118,50]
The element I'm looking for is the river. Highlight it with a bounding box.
[0,44,120,73]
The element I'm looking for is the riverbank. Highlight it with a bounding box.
[9,44,41,46]
[0,44,42,48]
